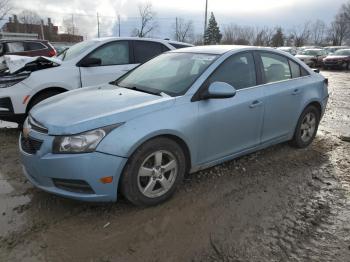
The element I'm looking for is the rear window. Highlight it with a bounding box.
[260,52,291,83]
[170,43,191,49]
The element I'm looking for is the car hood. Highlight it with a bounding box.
[2,55,62,74]
[30,84,174,135]
[324,55,348,60]
[295,55,315,59]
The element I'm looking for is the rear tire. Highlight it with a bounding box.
[121,137,186,206]
[290,105,320,148]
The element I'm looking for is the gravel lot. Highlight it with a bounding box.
[0,70,349,262]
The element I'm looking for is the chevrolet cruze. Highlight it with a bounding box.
[19,46,329,206]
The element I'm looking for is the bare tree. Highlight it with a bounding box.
[173,18,194,42]
[328,12,348,46]
[289,22,311,47]
[253,26,274,46]
[222,23,255,45]
[0,0,11,20]
[310,19,326,45]
[18,10,42,34]
[132,2,157,38]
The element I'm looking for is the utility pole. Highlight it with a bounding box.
[118,14,121,37]
[40,19,45,40]
[97,12,100,38]
[175,17,178,41]
[71,14,75,36]
[204,0,208,40]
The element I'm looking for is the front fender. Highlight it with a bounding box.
[97,99,198,167]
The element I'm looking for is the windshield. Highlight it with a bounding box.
[59,40,98,61]
[115,52,218,96]
[300,50,322,56]
[333,49,350,56]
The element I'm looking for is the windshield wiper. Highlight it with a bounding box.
[119,85,161,96]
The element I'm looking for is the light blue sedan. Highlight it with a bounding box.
[19,46,329,206]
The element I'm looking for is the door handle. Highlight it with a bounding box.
[249,100,263,108]
[292,89,301,95]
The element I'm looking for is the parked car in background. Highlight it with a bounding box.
[323,49,350,69]
[295,49,327,67]
[0,37,193,124]
[0,40,57,57]
[299,46,323,51]
[277,46,297,55]
[19,46,329,206]
[324,46,349,54]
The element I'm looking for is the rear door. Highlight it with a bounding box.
[80,40,137,87]
[257,52,307,143]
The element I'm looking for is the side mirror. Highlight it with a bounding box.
[201,82,237,100]
[78,57,102,67]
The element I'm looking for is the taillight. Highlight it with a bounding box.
[48,49,57,57]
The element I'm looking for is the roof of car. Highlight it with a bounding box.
[170,45,279,55]
[90,37,192,46]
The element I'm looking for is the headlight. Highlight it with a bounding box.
[0,73,29,88]
[52,124,123,154]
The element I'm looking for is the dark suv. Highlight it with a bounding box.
[0,40,57,57]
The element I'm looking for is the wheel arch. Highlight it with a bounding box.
[26,87,68,113]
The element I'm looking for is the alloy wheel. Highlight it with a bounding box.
[300,112,317,143]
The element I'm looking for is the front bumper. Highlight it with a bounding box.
[19,132,128,202]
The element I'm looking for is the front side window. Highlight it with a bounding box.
[133,41,168,64]
[61,40,98,61]
[6,42,25,52]
[116,52,217,96]
[87,41,129,66]
[261,52,291,83]
[207,52,257,90]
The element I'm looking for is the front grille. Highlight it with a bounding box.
[28,116,48,134]
[0,97,13,113]
[21,136,43,154]
[52,178,95,194]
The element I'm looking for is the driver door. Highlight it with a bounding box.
[80,40,137,87]
[195,52,264,164]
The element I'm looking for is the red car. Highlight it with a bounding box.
[0,40,57,57]
[323,49,350,70]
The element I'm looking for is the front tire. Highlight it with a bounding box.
[121,137,186,206]
[290,105,320,148]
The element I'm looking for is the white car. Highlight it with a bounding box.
[0,37,193,124]
[277,46,297,56]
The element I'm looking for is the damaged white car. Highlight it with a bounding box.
[0,37,192,124]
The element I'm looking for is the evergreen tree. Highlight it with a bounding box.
[271,27,285,47]
[204,12,222,45]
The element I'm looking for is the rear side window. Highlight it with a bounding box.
[208,52,257,90]
[6,42,25,52]
[87,41,129,66]
[133,41,167,64]
[25,42,46,51]
[260,52,291,83]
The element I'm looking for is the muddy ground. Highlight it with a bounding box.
[0,70,349,262]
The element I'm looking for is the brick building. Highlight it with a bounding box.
[2,15,83,43]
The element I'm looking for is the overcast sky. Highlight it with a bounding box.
[10,0,348,40]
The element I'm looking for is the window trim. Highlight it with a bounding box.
[77,40,133,67]
[131,40,169,64]
[191,50,259,102]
